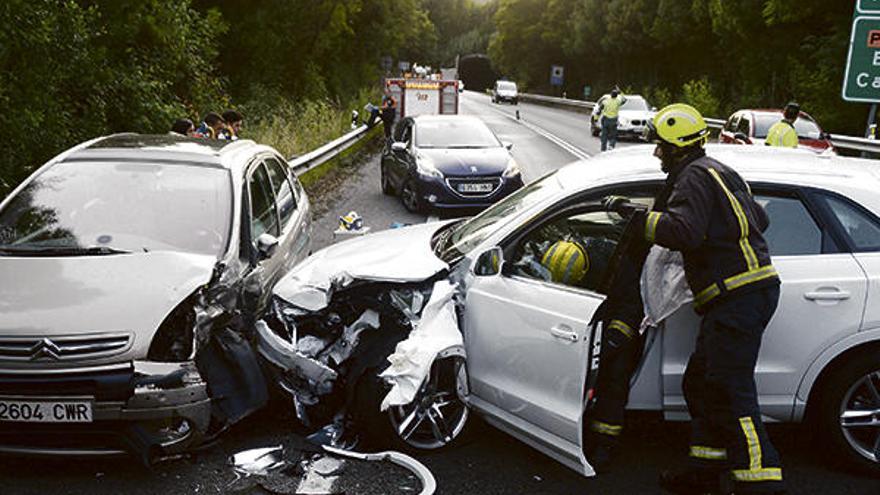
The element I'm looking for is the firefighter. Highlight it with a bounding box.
[764,102,800,148]
[609,103,785,494]
[598,88,627,152]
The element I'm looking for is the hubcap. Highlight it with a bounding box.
[402,183,418,211]
[388,359,468,450]
[840,370,880,464]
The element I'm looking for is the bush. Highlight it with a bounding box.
[681,78,722,118]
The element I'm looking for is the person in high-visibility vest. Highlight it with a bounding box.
[598,88,627,152]
[764,102,800,148]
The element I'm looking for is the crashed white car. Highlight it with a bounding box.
[0,134,311,461]
[262,144,880,476]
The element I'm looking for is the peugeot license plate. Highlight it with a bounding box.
[458,183,493,193]
[0,398,93,423]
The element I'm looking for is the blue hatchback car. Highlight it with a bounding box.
[380,115,524,213]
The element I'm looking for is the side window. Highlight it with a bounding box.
[264,157,297,227]
[507,209,626,292]
[248,163,279,239]
[724,115,739,133]
[393,119,409,142]
[736,115,750,136]
[754,193,827,256]
[401,121,413,144]
[821,194,880,251]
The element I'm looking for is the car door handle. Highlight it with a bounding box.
[550,325,579,343]
[804,290,851,301]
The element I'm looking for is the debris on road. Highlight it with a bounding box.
[323,446,436,495]
[230,446,288,478]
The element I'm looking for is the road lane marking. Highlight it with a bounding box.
[426,215,439,223]
[484,104,591,160]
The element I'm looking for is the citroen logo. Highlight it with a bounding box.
[28,338,62,361]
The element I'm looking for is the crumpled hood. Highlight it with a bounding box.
[418,147,511,176]
[0,251,217,366]
[273,221,450,311]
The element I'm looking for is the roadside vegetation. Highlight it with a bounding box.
[487,0,862,134]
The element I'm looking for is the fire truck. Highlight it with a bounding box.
[384,78,459,120]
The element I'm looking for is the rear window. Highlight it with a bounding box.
[497,81,517,92]
[415,119,501,148]
[753,114,821,139]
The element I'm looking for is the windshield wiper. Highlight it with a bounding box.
[0,245,132,256]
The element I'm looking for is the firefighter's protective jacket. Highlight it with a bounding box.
[644,150,779,312]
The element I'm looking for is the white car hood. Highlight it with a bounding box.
[0,251,216,365]
[273,222,450,311]
[618,109,653,122]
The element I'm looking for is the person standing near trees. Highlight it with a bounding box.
[598,87,626,151]
[380,90,397,142]
[764,102,800,148]
[194,112,226,139]
[221,110,244,140]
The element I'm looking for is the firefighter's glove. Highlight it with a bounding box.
[603,195,647,219]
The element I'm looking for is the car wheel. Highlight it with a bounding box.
[815,350,880,475]
[356,357,470,452]
[381,163,394,196]
[400,179,423,213]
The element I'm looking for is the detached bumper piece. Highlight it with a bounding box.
[0,361,210,463]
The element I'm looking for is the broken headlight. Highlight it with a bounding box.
[147,293,199,362]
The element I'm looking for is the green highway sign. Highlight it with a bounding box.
[843,15,880,102]
[859,0,880,15]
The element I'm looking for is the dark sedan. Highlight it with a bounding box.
[380,115,524,213]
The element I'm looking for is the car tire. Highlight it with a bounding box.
[814,349,880,475]
[400,179,424,213]
[354,357,471,453]
[381,163,394,196]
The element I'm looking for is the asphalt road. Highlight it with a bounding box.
[2,92,878,494]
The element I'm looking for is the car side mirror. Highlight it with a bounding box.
[391,141,408,153]
[502,141,513,151]
[256,233,279,261]
[474,247,504,277]
[651,106,657,112]
[733,132,750,143]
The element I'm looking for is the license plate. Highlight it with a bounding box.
[0,398,93,423]
[458,183,493,193]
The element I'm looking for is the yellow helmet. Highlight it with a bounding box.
[541,240,589,285]
[646,103,710,148]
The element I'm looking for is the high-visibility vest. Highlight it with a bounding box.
[601,95,626,119]
[764,121,798,148]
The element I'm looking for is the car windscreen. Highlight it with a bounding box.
[497,81,517,92]
[0,161,232,257]
[433,172,562,262]
[621,97,649,111]
[753,114,822,139]
[416,120,502,148]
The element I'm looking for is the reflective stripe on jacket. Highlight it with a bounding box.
[764,121,798,148]
[644,153,778,311]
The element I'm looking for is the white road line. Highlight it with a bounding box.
[295,456,345,494]
[426,215,439,223]
[484,103,592,161]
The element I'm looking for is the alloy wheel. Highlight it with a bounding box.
[839,369,880,464]
[387,358,468,450]
[401,181,420,213]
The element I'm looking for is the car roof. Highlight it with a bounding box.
[62,133,265,170]
[737,109,819,123]
[556,144,880,199]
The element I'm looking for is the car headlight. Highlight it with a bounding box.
[503,158,521,178]
[619,118,629,127]
[416,155,443,178]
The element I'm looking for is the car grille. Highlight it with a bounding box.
[0,334,133,362]
[445,177,502,198]
[631,120,644,126]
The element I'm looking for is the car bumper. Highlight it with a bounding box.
[0,361,211,460]
[416,173,524,209]
[495,95,518,103]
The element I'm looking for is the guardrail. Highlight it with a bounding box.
[519,92,880,155]
[289,123,376,176]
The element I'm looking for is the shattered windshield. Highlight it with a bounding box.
[433,172,562,262]
[0,160,232,257]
